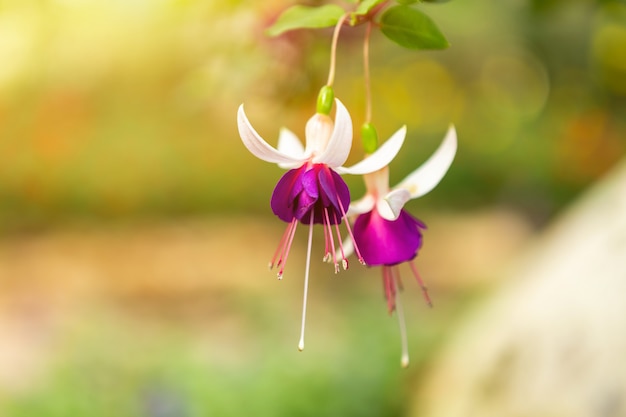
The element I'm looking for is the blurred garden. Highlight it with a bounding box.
[0,0,625,416]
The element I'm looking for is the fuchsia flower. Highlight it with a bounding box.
[344,125,457,366]
[237,98,404,350]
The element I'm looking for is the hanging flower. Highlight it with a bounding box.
[343,125,457,366]
[236,96,404,350]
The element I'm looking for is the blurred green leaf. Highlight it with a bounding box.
[350,0,386,25]
[354,0,386,15]
[265,5,345,37]
[398,0,451,4]
[379,5,449,49]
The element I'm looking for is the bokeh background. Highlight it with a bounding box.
[0,0,625,416]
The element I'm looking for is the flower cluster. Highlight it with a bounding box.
[238,95,456,363]
[236,1,457,367]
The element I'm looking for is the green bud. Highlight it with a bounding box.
[361,122,379,154]
[316,85,334,115]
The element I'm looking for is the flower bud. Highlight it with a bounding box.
[361,122,378,154]
[316,85,334,115]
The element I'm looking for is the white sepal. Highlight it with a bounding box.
[395,124,457,199]
[336,126,406,175]
[313,99,353,168]
[346,194,375,216]
[277,127,306,169]
[237,104,308,165]
[380,188,411,220]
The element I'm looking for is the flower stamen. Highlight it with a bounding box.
[383,266,396,313]
[409,260,433,308]
[322,221,332,263]
[332,215,348,270]
[270,220,293,270]
[323,207,339,273]
[337,197,366,265]
[270,219,299,280]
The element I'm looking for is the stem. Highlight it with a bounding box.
[326,13,349,87]
[363,20,373,123]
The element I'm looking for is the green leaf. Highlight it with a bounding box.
[354,0,386,16]
[349,0,386,25]
[420,0,451,3]
[397,0,419,4]
[379,5,449,50]
[265,5,345,37]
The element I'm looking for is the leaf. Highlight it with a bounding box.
[354,0,386,16]
[349,0,386,25]
[265,5,345,37]
[397,0,419,4]
[379,5,449,50]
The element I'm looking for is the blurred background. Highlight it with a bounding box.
[0,0,625,416]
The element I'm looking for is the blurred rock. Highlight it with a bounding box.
[419,209,534,290]
[413,159,626,417]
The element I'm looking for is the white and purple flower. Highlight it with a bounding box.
[237,98,404,350]
[343,125,457,366]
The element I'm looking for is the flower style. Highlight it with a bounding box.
[237,98,404,350]
[344,125,457,366]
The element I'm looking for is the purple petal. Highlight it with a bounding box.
[353,209,427,266]
[271,167,305,222]
[301,169,320,200]
[271,163,351,226]
[317,165,350,215]
[292,169,318,220]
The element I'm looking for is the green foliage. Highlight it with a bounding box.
[380,5,449,49]
[265,4,345,37]
[0,285,457,417]
[350,0,386,25]
[354,0,387,16]
[265,1,451,53]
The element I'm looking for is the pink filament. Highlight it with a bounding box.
[332,211,348,270]
[409,260,433,307]
[383,266,397,314]
[323,207,338,272]
[269,219,298,279]
[336,196,365,265]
